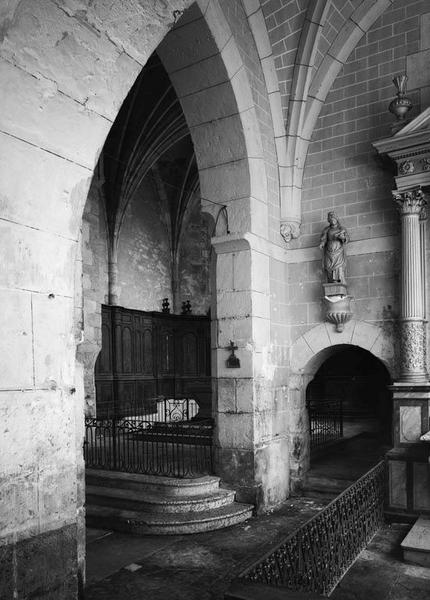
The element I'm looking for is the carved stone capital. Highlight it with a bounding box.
[280,221,300,244]
[393,187,426,215]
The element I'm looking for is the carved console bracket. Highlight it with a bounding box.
[280,221,300,244]
[322,283,353,333]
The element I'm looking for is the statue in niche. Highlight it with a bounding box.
[319,212,349,284]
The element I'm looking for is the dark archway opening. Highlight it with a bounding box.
[304,346,391,495]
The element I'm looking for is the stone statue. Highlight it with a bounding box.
[319,212,349,284]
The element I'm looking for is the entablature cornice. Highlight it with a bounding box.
[372,108,430,191]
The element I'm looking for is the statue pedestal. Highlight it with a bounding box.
[323,283,347,297]
[323,283,352,332]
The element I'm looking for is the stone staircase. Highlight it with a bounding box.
[85,469,254,535]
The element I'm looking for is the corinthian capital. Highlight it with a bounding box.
[280,221,300,244]
[393,187,426,215]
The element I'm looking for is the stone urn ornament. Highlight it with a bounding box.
[320,212,353,332]
[389,75,413,122]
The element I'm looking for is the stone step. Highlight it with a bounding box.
[302,475,355,496]
[86,484,236,513]
[86,502,253,535]
[401,516,430,567]
[86,469,220,497]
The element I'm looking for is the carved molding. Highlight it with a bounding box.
[393,187,426,215]
[398,160,415,175]
[280,221,301,244]
[422,158,430,171]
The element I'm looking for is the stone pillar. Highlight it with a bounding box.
[393,187,428,382]
[211,234,289,510]
[387,187,430,519]
[108,244,119,306]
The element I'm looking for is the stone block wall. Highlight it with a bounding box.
[286,1,430,346]
[270,1,430,487]
[116,177,173,312]
[78,178,109,415]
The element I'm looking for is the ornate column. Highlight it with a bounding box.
[393,187,428,382]
[372,104,430,520]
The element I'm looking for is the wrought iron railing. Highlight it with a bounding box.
[237,460,386,596]
[308,398,343,453]
[96,396,200,421]
[84,416,213,478]
[84,397,212,478]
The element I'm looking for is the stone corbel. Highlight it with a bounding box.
[280,221,300,244]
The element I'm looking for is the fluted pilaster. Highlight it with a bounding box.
[393,187,428,382]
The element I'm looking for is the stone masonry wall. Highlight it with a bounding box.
[79,178,109,414]
[117,177,172,312]
[286,0,430,347]
[178,195,212,315]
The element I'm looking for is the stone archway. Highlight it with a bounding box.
[0,1,276,596]
[287,319,395,489]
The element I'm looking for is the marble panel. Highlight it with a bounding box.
[413,463,430,511]
[399,405,422,443]
[389,461,407,508]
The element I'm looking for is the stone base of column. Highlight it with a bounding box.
[399,320,429,382]
[386,382,430,519]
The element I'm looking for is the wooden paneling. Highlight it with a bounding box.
[95,305,211,418]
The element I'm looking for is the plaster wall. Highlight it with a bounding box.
[117,177,172,312]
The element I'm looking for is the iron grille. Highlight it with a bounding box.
[239,460,386,596]
[308,398,343,453]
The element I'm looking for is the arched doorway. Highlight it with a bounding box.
[288,321,396,492]
[304,345,392,496]
[307,345,392,449]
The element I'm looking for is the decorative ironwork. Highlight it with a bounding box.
[181,300,192,314]
[226,340,240,368]
[308,398,343,454]
[162,297,170,313]
[84,398,214,478]
[239,461,386,596]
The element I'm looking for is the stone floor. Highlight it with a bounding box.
[84,496,329,599]
[308,431,390,482]
[331,523,430,600]
[84,516,430,600]
[84,432,428,600]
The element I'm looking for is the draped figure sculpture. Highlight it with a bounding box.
[319,212,349,284]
